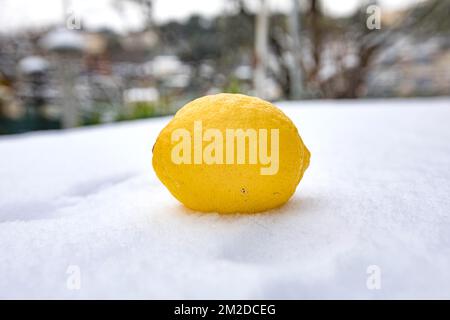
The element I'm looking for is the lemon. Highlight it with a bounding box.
[152,93,310,213]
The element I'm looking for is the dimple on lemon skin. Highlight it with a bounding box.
[152,93,310,213]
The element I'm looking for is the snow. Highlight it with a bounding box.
[0,97,450,299]
[18,56,49,75]
[124,87,159,104]
[40,28,85,52]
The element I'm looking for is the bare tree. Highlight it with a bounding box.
[114,0,154,31]
[279,0,446,99]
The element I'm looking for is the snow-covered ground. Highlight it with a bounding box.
[1,98,449,299]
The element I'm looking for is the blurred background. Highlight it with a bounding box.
[0,0,448,135]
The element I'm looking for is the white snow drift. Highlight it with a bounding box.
[0,98,449,299]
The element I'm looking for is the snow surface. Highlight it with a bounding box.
[1,98,450,299]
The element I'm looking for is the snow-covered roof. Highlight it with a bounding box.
[124,87,159,103]
[234,65,253,80]
[144,55,191,78]
[18,56,49,74]
[40,28,85,53]
[0,97,449,298]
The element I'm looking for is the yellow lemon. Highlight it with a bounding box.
[152,93,310,213]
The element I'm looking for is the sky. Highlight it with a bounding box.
[0,0,425,33]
